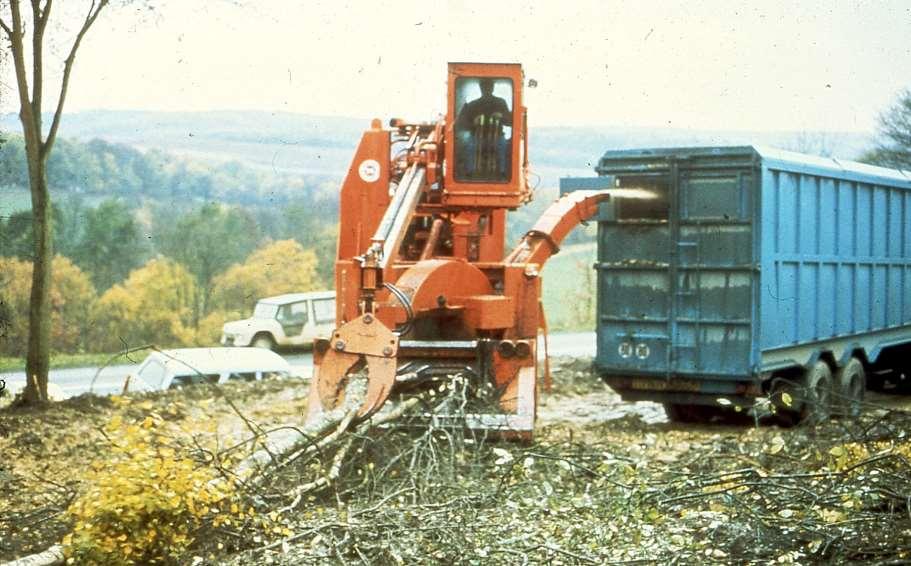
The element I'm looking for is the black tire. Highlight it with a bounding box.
[771,361,833,426]
[769,378,801,427]
[800,361,834,425]
[833,357,865,418]
[251,334,276,350]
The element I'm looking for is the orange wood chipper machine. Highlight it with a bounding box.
[306,63,608,437]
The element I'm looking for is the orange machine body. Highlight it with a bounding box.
[309,63,608,437]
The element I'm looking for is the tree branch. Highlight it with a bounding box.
[31,0,51,145]
[44,0,107,157]
[10,0,31,110]
[7,1,39,147]
[0,16,12,38]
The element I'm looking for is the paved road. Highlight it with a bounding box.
[0,331,596,400]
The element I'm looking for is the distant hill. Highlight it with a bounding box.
[1,110,874,193]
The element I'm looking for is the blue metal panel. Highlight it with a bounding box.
[750,147,911,371]
[819,178,837,255]
[780,172,798,253]
[572,145,911,391]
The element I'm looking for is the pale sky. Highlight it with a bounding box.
[3,0,911,133]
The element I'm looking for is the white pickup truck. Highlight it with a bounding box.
[220,291,336,350]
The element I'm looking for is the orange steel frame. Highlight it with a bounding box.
[307,63,607,437]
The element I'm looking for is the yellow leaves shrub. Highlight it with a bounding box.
[827,442,871,472]
[65,413,235,565]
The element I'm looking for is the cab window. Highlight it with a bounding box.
[278,301,309,325]
[454,77,513,182]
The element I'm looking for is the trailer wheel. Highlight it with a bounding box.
[800,361,833,425]
[771,361,833,426]
[770,378,801,427]
[833,357,865,418]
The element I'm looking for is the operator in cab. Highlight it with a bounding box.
[455,78,512,181]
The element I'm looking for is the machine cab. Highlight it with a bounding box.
[444,63,528,208]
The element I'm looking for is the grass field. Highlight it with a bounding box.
[0,352,123,373]
[541,242,597,330]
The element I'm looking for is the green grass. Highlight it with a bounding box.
[541,242,597,331]
[0,352,133,373]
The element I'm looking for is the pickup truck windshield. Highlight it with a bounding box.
[253,303,279,319]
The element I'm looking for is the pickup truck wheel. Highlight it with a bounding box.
[833,357,865,418]
[251,334,275,350]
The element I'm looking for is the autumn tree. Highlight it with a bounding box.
[93,258,197,352]
[861,88,911,169]
[210,239,322,317]
[0,255,97,356]
[1,0,113,403]
[276,198,338,282]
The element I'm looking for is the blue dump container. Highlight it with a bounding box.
[561,146,911,420]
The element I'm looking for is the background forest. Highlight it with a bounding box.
[0,131,337,356]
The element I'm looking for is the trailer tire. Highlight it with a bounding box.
[800,361,833,425]
[770,361,833,426]
[833,357,865,418]
[770,378,802,427]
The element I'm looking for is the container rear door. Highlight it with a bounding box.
[595,157,755,381]
[672,167,754,378]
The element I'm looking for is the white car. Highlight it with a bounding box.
[124,347,293,392]
[220,291,336,350]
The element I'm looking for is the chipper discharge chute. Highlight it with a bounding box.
[306,63,609,438]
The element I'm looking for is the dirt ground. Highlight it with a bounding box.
[2,358,911,564]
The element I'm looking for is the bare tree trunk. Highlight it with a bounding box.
[7,0,51,404]
[24,163,52,404]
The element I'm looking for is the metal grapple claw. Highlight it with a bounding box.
[307,314,399,424]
